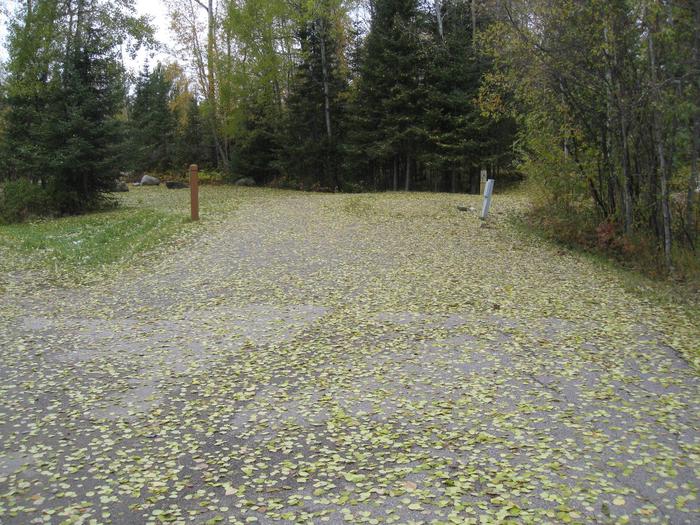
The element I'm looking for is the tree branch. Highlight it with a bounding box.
[192,0,208,12]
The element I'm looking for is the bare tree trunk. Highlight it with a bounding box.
[471,0,477,45]
[435,0,444,41]
[648,23,673,269]
[687,116,699,247]
[606,23,634,232]
[193,0,227,171]
[205,0,215,105]
[393,157,398,191]
[559,81,569,158]
[619,107,634,232]
[602,126,616,215]
[318,18,332,141]
[405,156,411,191]
[602,27,617,216]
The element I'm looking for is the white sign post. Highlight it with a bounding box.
[480,179,495,220]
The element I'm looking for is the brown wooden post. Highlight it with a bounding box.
[190,164,199,221]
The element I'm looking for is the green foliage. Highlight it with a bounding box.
[0,179,52,224]
[1,0,152,216]
[481,0,700,268]
[197,170,226,184]
[343,0,514,191]
[128,64,178,173]
[516,112,592,209]
[279,5,348,189]
[160,1,516,192]
[175,96,213,170]
[422,1,516,188]
[347,0,427,184]
[233,102,282,184]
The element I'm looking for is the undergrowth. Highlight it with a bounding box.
[515,201,700,301]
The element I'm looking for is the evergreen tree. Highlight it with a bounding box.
[422,0,516,192]
[129,63,177,173]
[46,36,126,212]
[281,4,348,189]
[175,95,211,169]
[1,0,60,185]
[347,0,428,190]
[234,99,282,184]
[1,0,151,215]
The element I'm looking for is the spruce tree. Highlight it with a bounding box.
[1,0,151,215]
[422,1,514,192]
[346,0,427,190]
[46,41,125,212]
[176,96,210,169]
[234,99,282,184]
[282,7,347,189]
[129,64,177,173]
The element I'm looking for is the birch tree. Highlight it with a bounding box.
[483,0,699,270]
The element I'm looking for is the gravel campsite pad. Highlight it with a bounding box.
[1,189,698,524]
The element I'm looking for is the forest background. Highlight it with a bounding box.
[0,0,698,278]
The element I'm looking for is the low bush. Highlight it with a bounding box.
[525,202,699,285]
[0,179,53,224]
[197,170,225,185]
[268,175,305,191]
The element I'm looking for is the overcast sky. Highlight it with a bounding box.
[133,0,176,68]
[0,0,175,70]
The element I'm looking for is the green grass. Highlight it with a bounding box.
[0,185,243,284]
[0,208,184,268]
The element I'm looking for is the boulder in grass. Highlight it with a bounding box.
[165,181,188,189]
[234,177,256,187]
[141,175,160,186]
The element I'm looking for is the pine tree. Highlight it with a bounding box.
[1,0,151,216]
[346,0,428,190]
[1,0,60,185]
[281,4,348,189]
[234,99,282,184]
[129,64,177,173]
[422,1,515,193]
[46,39,126,212]
[175,96,211,169]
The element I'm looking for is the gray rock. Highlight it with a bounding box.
[114,181,129,192]
[132,182,141,187]
[141,175,161,186]
[457,205,476,212]
[235,177,256,187]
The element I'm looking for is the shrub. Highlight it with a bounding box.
[0,179,52,224]
[268,176,304,191]
[197,170,225,185]
[340,180,367,193]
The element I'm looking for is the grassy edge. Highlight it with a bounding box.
[0,205,196,290]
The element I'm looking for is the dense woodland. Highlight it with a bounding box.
[0,0,698,272]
